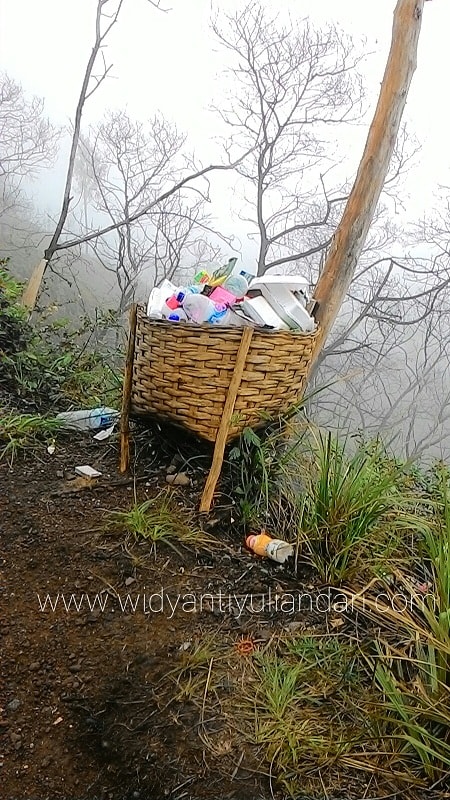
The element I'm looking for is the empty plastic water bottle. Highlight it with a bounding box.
[56,407,119,432]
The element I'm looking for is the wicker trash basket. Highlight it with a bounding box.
[120,304,319,511]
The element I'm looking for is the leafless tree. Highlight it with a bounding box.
[214,0,446,458]
[70,110,224,310]
[0,73,60,215]
[311,230,450,458]
[21,0,252,310]
[212,1,365,276]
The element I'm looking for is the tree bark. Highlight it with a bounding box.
[311,0,426,359]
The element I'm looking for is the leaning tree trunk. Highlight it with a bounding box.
[311,0,428,358]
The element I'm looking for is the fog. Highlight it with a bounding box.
[1,0,449,460]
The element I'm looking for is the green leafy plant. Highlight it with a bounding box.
[0,412,61,463]
[0,263,122,411]
[296,432,403,584]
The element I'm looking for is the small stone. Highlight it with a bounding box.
[166,472,190,487]
[69,663,82,673]
[285,621,303,633]
[41,756,52,768]
[6,699,20,712]
[29,662,40,672]
[125,576,136,587]
[56,470,64,479]
[10,732,21,745]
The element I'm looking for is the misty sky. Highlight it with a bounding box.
[0,0,448,225]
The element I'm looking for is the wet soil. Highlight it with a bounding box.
[1,430,313,800]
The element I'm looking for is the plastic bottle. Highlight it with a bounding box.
[176,286,202,304]
[182,293,217,323]
[208,302,231,325]
[246,532,294,564]
[147,287,164,319]
[147,279,179,318]
[167,309,188,322]
[223,274,248,299]
[56,407,119,432]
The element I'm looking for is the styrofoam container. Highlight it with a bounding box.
[248,275,315,331]
[239,296,290,329]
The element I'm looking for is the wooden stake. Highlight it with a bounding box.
[200,326,254,513]
[311,0,427,358]
[120,303,138,473]
[20,259,48,310]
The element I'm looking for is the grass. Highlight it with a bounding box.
[367,468,450,780]
[228,415,310,530]
[294,432,408,584]
[157,629,390,798]
[0,411,62,463]
[344,473,450,783]
[150,441,450,795]
[107,491,219,554]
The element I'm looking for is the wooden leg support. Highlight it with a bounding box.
[200,327,254,513]
[120,304,138,473]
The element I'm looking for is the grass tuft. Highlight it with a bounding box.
[107,492,219,553]
[0,411,62,463]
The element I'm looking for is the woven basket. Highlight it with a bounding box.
[129,304,319,444]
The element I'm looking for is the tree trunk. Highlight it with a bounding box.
[311,0,426,359]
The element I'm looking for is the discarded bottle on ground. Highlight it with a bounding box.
[246,532,294,564]
[56,407,119,432]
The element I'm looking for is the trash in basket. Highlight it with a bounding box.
[145,259,316,332]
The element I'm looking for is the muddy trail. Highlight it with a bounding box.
[1,429,325,800]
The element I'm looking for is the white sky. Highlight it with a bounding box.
[0,0,448,223]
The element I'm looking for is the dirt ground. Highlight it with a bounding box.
[1,428,317,800]
[3,428,447,800]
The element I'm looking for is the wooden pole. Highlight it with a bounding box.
[20,259,48,310]
[120,303,138,474]
[311,0,427,359]
[200,326,254,513]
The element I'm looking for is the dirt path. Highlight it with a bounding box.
[1,434,304,800]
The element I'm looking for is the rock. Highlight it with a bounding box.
[10,732,21,745]
[125,576,136,587]
[41,756,52,768]
[166,472,190,487]
[285,621,303,633]
[6,699,20,712]
[69,663,82,673]
[29,662,40,671]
